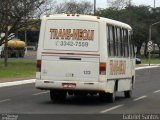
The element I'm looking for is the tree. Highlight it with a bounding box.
[96,5,153,57]
[149,7,160,58]
[0,0,56,66]
[54,0,93,14]
[152,26,160,57]
[34,0,57,16]
[107,0,132,10]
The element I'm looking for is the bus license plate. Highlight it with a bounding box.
[62,83,76,88]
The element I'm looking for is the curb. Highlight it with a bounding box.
[136,65,160,70]
[0,79,35,88]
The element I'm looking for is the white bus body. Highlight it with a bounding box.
[35,14,135,102]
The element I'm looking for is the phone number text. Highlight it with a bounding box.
[56,41,89,47]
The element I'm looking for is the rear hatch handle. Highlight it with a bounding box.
[59,57,81,61]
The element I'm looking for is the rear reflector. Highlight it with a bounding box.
[36,60,41,72]
[100,62,106,75]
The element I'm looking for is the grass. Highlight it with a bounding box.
[136,58,160,68]
[0,59,36,80]
[141,58,160,64]
[138,54,160,64]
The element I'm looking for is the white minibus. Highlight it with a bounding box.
[35,14,135,102]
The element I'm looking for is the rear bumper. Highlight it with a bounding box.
[35,79,106,92]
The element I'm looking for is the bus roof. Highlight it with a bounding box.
[42,14,132,30]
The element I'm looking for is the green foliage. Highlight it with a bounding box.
[96,5,160,57]
[0,0,53,46]
[142,58,160,64]
[19,19,41,31]
[0,59,35,79]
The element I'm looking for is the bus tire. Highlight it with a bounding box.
[50,90,66,101]
[99,92,108,101]
[107,90,116,103]
[124,90,132,98]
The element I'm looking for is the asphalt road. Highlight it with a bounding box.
[0,67,160,120]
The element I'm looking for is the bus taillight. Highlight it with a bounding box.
[36,60,41,72]
[100,62,106,75]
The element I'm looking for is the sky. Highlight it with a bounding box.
[63,0,160,8]
[95,0,160,8]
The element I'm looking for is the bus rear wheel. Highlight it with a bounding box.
[107,91,116,103]
[50,90,66,101]
[124,90,132,98]
[99,92,108,101]
[99,91,116,103]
